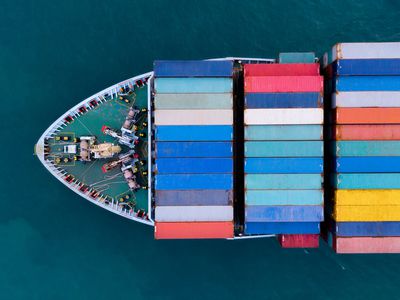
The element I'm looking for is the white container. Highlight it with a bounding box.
[333,92,400,108]
[244,108,323,125]
[155,93,233,110]
[154,109,233,125]
[155,206,234,222]
[332,42,400,61]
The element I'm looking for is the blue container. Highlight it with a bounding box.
[155,78,232,93]
[245,93,322,108]
[154,60,233,77]
[335,141,400,157]
[336,76,400,91]
[335,222,400,237]
[245,190,323,206]
[155,125,233,141]
[155,174,233,190]
[334,59,400,76]
[156,158,233,173]
[245,141,323,157]
[246,174,323,189]
[336,157,400,173]
[245,158,323,174]
[334,173,400,189]
[245,125,323,141]
[245,205,324,222]
[245,222,320,235]
[156,142,232,158]
[155,190,233,206]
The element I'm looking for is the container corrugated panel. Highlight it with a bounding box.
[335,108,400,124]
[154,60,233,77]
[335,222,400,237]
[333,59,400,76]
[336,76,400,92]
[155,93,233,110]
[155,110,233,125]
[335,125,400,141]
[279,52,316,63]
[245,222,320,235]
[245,108,323,125]
[334,173,400,189]
[156,174,233,190]
[156,158,233,174]
[155,190,233,206]
[278,234,319,248]
[334,236,400,253]
[246,190,323,206]
[336,157,400,173]
[244,63,319,76]
[333,92,400,108]
[155,125,233,141]
[155,222,234,239]
[334,206,400,222]
[245,141,323,157]
[245,158,323,174]
[155,78,233,93]
[245,206,324,222]
[335,141,400,156]
[245,93,322,108]
[245,76,323,93]
[245,125,323,141]
[156,142,232,158]
[335,189,400,205]
[155,206,233,222]
[331,42,400,62]
[246,174,323,189]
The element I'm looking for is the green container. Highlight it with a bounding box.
[155,93,233,110]
[245,174,323,189]
[246,190,323,205]
[279,52,316,63]
[245,125,323,141]
[245,141,323,157]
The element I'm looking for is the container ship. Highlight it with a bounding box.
[35,42,400,253]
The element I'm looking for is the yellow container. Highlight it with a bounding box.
[334,189,400,206]
[333,206,400,222]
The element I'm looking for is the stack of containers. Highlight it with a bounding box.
[324,42,400,253]
[153,60,235,239]
[243,54,324,248]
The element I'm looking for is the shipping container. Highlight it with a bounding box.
[245,108,323,125]
[245,157,323,174]
[332,59,400,76]
[154,222,234,239]
[335,189,400,206]
[155,78,233,93]
[246,174,323,189]
[244,63,319,76]
[335,141,400,156]
[156,158,233,173]
[155,125,233,141]
[334,173,400,189]
[336,157,400,173]
[245,76,323,93]
[333,92,400,108]
[246,190,323,206]
[279,52,316,63]
[245,222,320,235]
[156,174,233,190]
[245,92,322,108]
[336,76,400,92]
[154,60,233,77]
[335,108,400,124]
[334,206,400,222]
[155,109,233,125]
[331,42,400,62]
[335,125,400,141]
[245,141,323,157]
[334,236,400,254]
[335,222,400,237]
[156,141,232,157]
[155,206,233,222]
[155,190,233,206]
[245,205,324,222]
[154,93,233,110]
[278,234,319,248]
[245,125,323,141]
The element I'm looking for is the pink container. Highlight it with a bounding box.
[244,63,320,76]
[245,76,323,93]
[278,234,319,248]
[335,237,400,254]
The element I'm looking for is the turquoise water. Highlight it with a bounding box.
[2,0,400,299]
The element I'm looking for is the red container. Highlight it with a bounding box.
[245,76,323,93]
[244,63,320,76]
[278,234,319,248]
[154,222,234,239]
[335,237,400,254]
[335,125,400,140]
[335,108,400,124]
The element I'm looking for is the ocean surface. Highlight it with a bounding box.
[1,0,400,299]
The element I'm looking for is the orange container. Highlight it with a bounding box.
[335,108,400,124]
[154,222,234,239]
[335,125,400,140]
[335,237,400,254]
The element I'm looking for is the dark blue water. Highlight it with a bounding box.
[2,1,400,299]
